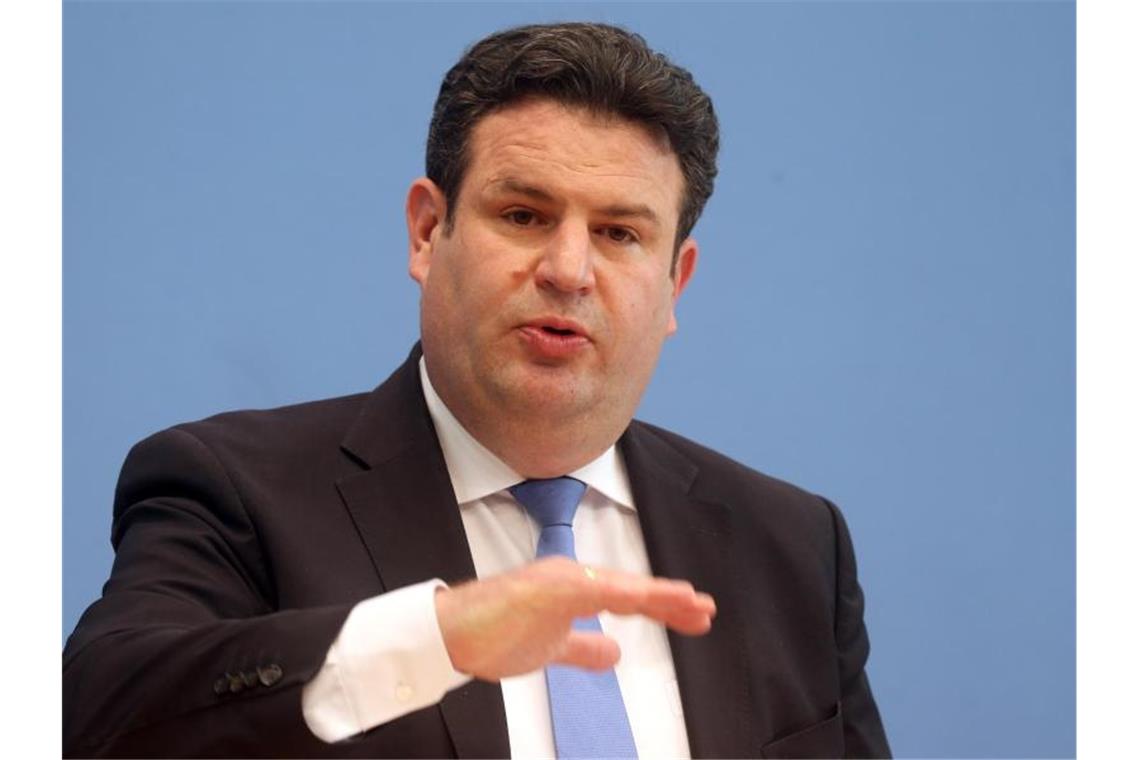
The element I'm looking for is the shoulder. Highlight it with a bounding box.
[174,392,370,451]
[627,419,842,541]
[116,393,373,510]
[130,392,368,461]
[628,419,828,507]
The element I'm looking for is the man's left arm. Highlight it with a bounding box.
[824,497,892,758]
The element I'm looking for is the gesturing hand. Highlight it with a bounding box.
[433,556,716,681]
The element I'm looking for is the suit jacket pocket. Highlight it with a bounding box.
[759,703,844,759]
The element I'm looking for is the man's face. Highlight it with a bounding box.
[408,98,697,449]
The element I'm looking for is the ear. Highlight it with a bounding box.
[666,237,699,336]
[406,177,448,286]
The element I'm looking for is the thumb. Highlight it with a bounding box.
[552,631,621,671]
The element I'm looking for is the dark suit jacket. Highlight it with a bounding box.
[63,346,890,758]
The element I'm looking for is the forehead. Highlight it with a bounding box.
[461,99,684,220]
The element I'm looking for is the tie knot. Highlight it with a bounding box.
[509,477,586,529]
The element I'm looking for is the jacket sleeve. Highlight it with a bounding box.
[63,426,356,758]
[823,497,892,759]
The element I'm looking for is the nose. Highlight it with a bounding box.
[534,221,596,294]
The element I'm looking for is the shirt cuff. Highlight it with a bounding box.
[302,579,472,743]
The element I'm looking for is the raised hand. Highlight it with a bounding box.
[434,556,716,681]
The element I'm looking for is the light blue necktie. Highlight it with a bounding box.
[509,477,639,759]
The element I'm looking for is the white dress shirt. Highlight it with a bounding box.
[302,360,690,758]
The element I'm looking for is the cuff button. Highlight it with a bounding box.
[257,664,283,687]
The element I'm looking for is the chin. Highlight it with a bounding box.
[491,368,599,417]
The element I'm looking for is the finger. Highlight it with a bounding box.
[631,590,714,635]
[540,562,716,634]
[588,572,717,622]
[640,587,717,632]
[662,604,715,635]
[553,631,621,671]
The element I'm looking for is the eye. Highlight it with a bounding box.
[602,226,638,244]
[504,209,539,226]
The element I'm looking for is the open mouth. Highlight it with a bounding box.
[519,319,589,358]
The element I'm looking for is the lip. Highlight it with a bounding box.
[516,316,592,360]
[520,316,591,340]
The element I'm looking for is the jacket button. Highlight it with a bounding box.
[213,677,227,696]
[228,674,244,694]
[257,664,283,687]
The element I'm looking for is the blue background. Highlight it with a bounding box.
[64,2,1075,757]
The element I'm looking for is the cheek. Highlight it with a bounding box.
[608,286,675,350]
[432,233,488,303]
[635,273,678,325]
[435,238,528,337]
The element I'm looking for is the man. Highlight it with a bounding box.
[64,22,889,759]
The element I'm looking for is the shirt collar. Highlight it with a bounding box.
[419,357,635,510]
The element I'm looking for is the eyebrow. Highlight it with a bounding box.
[493,178,556,204]
[490,178,661,227]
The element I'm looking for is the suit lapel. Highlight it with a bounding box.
[621,423,760,758]
[336,347,510,758]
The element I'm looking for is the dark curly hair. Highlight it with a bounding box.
[426,22,719,264]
